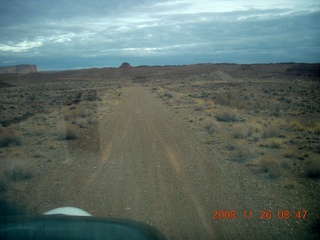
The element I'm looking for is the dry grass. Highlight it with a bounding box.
[215,108,240,122]
[0,127,22,148]
[290,120,305,131]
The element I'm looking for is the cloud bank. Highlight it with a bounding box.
[0,0,319,70]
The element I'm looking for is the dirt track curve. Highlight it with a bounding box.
[22,85,314,239]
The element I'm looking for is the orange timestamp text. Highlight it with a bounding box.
[212,210,307,220]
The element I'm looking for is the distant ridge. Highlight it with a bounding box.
[0,64,38,74]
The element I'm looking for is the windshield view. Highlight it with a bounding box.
[0,1,319,239]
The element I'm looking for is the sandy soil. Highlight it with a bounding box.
[4,84,318,239]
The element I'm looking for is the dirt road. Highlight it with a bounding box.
[18,85,314,239]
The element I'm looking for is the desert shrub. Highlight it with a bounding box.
[68,105,77,110]
[313,123,320,135]
[232,124,254,139]
[4,158,35,181]
[305,159,320,179]
[194,106,204,111]
[266,138,283,149]
[163,92,173,98]
[57,122,79,140]
[75,106,92,118]
[215,92,245,109]
[30,126,47,136]
[87,117,97,125]
[74,117,96,128]
[0,127,22,148]
[215,108,240,122]
[262,124,280,138]
[83,91,101,101]
[255,157,281,179]
[229,140,257,162]
[203,119,220,135]
[64,106,93,122]
[290,120,304,131]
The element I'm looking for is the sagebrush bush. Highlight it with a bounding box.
[232,124,254,139]
[256,158,281,179]
[215,108,240,122]
[4,159,35,180]
[163,92,173,98]
[204,119,220,135]
[229,140,257,162]
[0,127,22,148]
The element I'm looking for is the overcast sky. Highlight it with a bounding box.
[0,0,319,70]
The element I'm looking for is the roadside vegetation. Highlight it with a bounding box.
[150,72,320,186]
[0,78,125,196]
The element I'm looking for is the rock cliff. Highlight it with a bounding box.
[0,64,38,74]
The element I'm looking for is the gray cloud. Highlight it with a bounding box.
[0,0,319,69]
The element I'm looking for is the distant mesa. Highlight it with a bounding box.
[119,62,132,68]
[0,64,38,74]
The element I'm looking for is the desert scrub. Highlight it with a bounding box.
[30,125,47,136]
[228,140,257,162]
[0,127,22,148]
[74,117,96,128]
[232,124,254,139]
[2,158,35,181]
[255,157,281,179]
[215,108,240,122]
[203,119,220,135]
[313,123,320,135]
[64,105,93,122]
[162,92,173,99]
[262,123,281,138]
[57,122,80,140]
[290,120,305,131]
[266,138,283,149]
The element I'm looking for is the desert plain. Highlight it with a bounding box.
[0,62,319,239]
